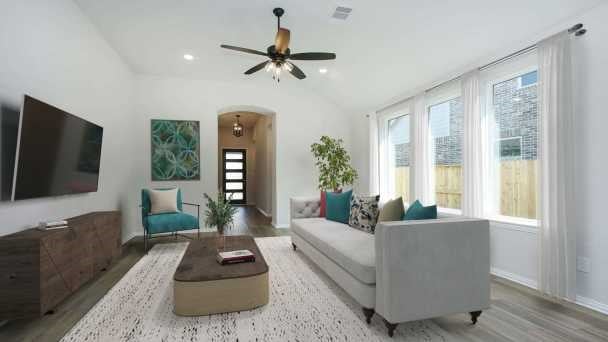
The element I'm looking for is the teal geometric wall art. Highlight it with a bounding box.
[151,119,200,181]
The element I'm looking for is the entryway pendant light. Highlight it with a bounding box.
[232,115,243,137]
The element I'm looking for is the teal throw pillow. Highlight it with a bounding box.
[326,190,353,224]
[403,200,437,220]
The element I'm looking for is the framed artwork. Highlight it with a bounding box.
[151,119,200,181]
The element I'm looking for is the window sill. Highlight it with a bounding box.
[488,215,538,234]
[437,207,462,215]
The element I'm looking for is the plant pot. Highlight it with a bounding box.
[217,234,226,252]
[217,225,226,252]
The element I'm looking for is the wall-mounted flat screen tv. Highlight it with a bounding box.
[0,99,20,201]
[13,95,103,200]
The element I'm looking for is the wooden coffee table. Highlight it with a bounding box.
[173,235,269,316]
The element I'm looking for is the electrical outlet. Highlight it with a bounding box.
[577,257,591,273]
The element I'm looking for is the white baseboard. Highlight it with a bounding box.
[122,231,138,245]
[491,267,538,290]
[576,295,608,315]
[256,207,271,218]
[272,222,289,229]
[492,267,608,316]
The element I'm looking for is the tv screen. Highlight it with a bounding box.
[13,95,103,200]
[0,100,20,201]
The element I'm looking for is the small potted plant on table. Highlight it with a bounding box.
[203,192,237,251]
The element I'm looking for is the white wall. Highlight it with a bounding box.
[0,1,137,242]
[133,76,352,228]
[350,1,608,313]
[350,113,372,195]
[254,115,273,216]
[571,2,608,310]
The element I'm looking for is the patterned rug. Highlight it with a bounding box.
[61,236,452,341]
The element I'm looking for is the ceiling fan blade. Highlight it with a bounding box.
[288,62,306,80]
[244,61,270,75]
[275,28,291,54]
[221,44,268,57]
[289,52,336,60]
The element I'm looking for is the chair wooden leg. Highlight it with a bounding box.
[362,307,374,324]
[144,232,148,253]
[384,319,398,337]
[470,310,482,324]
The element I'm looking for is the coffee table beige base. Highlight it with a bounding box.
[173,236,269,316]
[174,272,268,316]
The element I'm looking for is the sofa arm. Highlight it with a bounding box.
[290,196,321,220]
[375,218,490,324]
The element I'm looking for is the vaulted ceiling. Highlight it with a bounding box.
[75,0,601,113]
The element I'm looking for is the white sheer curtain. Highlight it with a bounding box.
[461,71,484,217]
[369,112,380,196]
[537,31,576,300]
[377,100,411,202]
[411,93,434,205]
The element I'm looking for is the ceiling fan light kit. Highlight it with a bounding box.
[220,7,336,82]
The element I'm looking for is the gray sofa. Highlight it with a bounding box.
[290,196,490,337]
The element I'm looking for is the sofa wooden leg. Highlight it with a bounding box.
[362,307,374,324]
[384,319,397,337]
[470,310,482,324]
[292,242,297,251]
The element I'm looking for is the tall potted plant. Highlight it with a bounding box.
[310,136,358,191]
[203,192,237,251]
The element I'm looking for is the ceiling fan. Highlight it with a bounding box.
[220,7,336,82]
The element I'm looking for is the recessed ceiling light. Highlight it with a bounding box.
[319,68,328,74]
[183,54,195,61]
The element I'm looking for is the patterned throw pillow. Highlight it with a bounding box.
[348,194,380,234]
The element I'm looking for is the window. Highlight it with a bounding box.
[499,137,522,160]
[429,101,451,138]
[490,70,538,220]
[222,149,246,204]
[429,98,463,210]
[518,70,538,89]
[387,114,410,202]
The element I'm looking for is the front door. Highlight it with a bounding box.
[222,149,246,204]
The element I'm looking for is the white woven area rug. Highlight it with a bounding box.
[62,236,453,342]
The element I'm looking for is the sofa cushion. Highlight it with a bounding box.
[320,191,327,217]
[292,218,376,284]
[349,194,380,234]
[378,197,405,222]
[326,190,352,224]
[403,200,437,220]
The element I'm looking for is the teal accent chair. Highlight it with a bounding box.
[141,188,200,252]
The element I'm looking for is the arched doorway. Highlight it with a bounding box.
[217,105,277,228]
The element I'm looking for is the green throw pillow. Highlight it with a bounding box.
[326,190,352,224]
[378,197,405,222]
[403,200,437,220]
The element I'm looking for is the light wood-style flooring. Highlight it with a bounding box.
[0,206,606,341]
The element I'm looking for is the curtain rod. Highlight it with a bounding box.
[423,23,586,94]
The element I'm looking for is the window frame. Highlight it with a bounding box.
[482,61,539,227]
[498,136,523,160]
[426,89,463,215]
[378,109,412,205]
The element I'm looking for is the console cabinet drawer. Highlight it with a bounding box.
[0,211,121,319]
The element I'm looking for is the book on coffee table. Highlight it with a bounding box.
[217,249,256,265]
